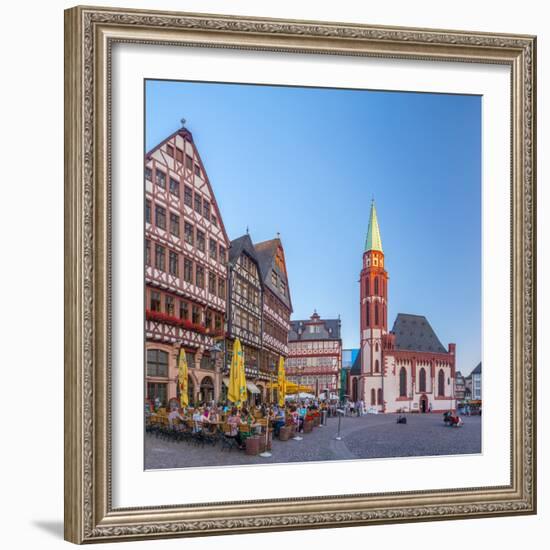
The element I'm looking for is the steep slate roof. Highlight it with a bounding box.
[391,313,447,353]
[471,362,482,375]
[228,233,260,271]
[350,349,362,375]
[365,200,383,252]
[288,316,341,342]
[254,238,292,311]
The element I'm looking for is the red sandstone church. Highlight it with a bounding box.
[349,202,457,413]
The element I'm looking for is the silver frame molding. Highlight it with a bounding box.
[64,5,537,544]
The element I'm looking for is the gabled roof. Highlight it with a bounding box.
[288,314,341,342]
[228,233,263,287]
[254,238,292,311]
[391,313,447,353]
[229,234,257,265]
[471,362,482,375]
[145,124,229,245]
[365,200,383,252]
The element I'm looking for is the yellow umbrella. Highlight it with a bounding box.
[267,380,313,393]
[178,348,188,408]
[277,356,286,407]
[239,346,248,405]
[228,338,247,407]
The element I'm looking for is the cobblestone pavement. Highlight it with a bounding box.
[145,413,481,469]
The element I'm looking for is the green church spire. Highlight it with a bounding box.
[365,200,383,253]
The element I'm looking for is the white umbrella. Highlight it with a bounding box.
[285,392,315,400]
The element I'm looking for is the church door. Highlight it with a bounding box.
[419,395,428,413]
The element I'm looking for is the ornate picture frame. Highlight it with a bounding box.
[64,5,536,544]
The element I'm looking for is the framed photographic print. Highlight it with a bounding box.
[64,5,537,544]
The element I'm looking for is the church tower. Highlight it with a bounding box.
[360,201,389,402]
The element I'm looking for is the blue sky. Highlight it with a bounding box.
[146,80,481,376]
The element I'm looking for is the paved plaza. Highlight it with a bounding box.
[145,413,481,470]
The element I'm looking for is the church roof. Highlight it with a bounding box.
[392,313,447,353]
[350,349,362,375]
[365,200,383,252]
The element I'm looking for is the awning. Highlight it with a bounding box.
[246,382,261,394]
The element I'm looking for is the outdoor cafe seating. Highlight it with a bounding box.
[146,398,328,457]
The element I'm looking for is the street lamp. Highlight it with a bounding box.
[209,342,223,362]
[208,342,223,404]
[269,360,276,404]
[292,364,303,441]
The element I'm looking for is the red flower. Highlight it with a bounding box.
[146,309,207,334]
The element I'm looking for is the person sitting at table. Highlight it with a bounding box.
[243,408,256,433]
[226,408,245,449]
[168,408,185,427]
[208,406,219,423]
[192,408,205,433]
[289,406,300,431]
[273,407,286,437]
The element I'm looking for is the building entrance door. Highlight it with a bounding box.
[420,395,428,413]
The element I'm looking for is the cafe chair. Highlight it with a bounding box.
[219,423,240,452]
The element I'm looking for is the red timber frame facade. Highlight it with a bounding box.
[286,314,342,395]
[144,124,230,407]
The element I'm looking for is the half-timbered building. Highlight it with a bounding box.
[254,238,293,399]
[349,201,457,413]
[287,311,342,396]
[144,122,230,407]
[225,234,264,403]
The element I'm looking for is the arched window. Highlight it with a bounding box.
[200,376,214,403]
[374,277,379,296]
[419,368,426,392]
[365,278,370,296]
[375,342,379,352]
[371,388,376,405]
[377,388,383,405]
[375,304,379,325]
[399,367,407,397]
[438,369,445,396]
[375,359,380,373]
[366,303,370,325]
